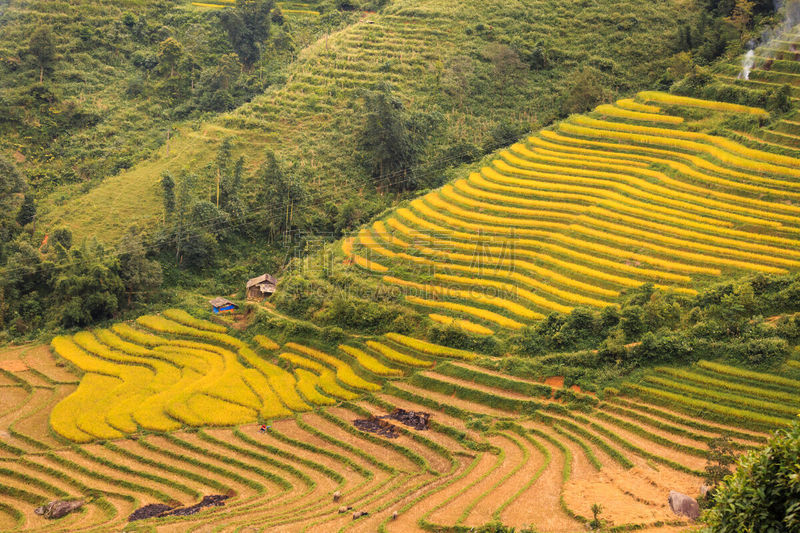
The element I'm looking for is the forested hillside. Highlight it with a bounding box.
[0,0,342,189]
[39,0,695,243]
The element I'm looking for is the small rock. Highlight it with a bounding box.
[333,490,342,502]
[338,506,348,514]
[392,511,398,520]
[699,484,712,498]
[34,500,84,519]
[668,490,700,521]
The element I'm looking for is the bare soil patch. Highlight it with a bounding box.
[545,376,565,388]
[22,345,79,383]
[0,360,27,372]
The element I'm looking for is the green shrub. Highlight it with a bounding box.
[704,421,800,532]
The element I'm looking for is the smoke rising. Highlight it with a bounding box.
[738,0,800,78]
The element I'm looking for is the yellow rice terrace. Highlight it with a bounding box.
[2,0,800,531]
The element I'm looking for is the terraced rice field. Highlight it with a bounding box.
[43,4,468,242]
[1,329,796,531]
[44,310,489,442]
[708,24,800,154]
[343,91,800,332]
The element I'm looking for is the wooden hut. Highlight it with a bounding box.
[246,274,277,300]
[209,297,238,314]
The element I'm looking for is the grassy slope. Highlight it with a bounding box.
[0,0,332,208]
[40,0,692,243]
[1,0,190,185]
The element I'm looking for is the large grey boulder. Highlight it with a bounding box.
[34,500,84,519]
[668,490,700,520]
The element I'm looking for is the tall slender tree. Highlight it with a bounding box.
[28,26,56,83]
[218,0,274,70]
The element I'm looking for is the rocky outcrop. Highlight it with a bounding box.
[34,500,84,519]
[668,490,700,520]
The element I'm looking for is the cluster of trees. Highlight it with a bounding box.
[506,273,800,371]
[675,0,779,64]
[125,0,283,113]
[0,155,162,336]
[358,82,441,192]
[0,0,354,189]
[703,420,800,531]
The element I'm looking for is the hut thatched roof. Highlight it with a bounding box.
[246,273,277,289]
[209,297,237,308]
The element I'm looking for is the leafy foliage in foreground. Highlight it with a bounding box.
[704,421,800,532]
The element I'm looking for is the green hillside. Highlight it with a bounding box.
[38,0,694,243]
[0,0,342,191]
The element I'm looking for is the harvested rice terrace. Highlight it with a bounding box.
[343,91,800,334]
[2,330,793,531]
